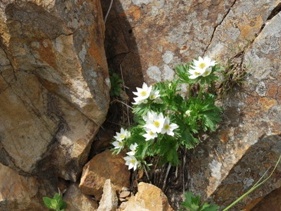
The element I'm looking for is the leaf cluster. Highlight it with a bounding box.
[109,70,123,97]
[181,192,219,211]
[43,193,67,211]
[112,58,224,169]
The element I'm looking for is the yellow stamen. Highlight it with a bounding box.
[199,62,206,69]
[140,90,147,96]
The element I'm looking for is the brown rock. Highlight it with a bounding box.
[121,182,173,211]
[79,150,130,200]
[0,163,43,210]
[64,183,98,211]
[97,179,118,211]
[251,187,281,211]
[102,0,281,210]
[0,0,109,181]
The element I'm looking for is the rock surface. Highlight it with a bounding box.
[0,0,109,181]
[79,150,130,200]
[0,163,42,210]
[64,183,98,211]
[102,0,281,209]
[120,182,173,211]
[97,179,118,211]
[251,187,281,211]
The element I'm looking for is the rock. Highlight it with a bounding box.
[79,150,130,200]
[103,0,238,85]
[121,182,173,211]
[0,0,109,181]
[97,179,118,211]
[119,188,131,201]
[64,183,98,211]
[251,187,281,211]
[0,163,43,210]
[207,1,281,61]
[102,0,281,209]
[188,4,281,210]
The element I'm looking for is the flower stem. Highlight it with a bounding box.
[223,154,281,211]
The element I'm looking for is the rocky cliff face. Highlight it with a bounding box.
[104,0,281,210]
[0,0,109,209]
[1,0,281,210]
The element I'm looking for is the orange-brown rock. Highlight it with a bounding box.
[0,0,109,181]
[102,0,281,210]
[121,182,173,211]
[79,150,130,200]
[251,187,281,211]
[0,163,42,210]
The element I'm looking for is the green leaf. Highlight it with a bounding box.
[43,197,53,209]
[201,203,219,211]
[181,129,199,149]
[43,193,66,211]
[109,71,123,97]
[181,192,201,211]
[181,192,219,211]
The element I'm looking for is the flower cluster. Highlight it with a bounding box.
[111,56,222,171]
[124,143,139,170]
[143,111,178,141]
[112,128,130,153]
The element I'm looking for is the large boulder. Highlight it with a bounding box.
[0,0,109,181]
[102,0,281,209]
[0,163,43,210]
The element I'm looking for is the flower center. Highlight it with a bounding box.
[140,90,147,97]
[164,124,170,130]
[153,120,161,128]
[199,62,206,69]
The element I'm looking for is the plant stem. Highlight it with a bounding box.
[223,154,281,211]
[162,163,172,190]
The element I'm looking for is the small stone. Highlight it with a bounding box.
[119,190,131,198]
[97,179,118,211]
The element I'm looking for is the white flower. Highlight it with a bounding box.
[149,89,160,100]
[114,128,130,142]
[161,118,179,136]
[112,140,124,151]
[143,129,157,141]
[133,83,152,104]
[124,155,139,171]
[127,143,138,156]
[143,111,165,133]
[189,56,216,79]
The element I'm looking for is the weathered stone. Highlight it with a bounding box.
[64,183,98,211]
[79,150,130,200]
[207,1,281,60]
[188,4,281,210]
[0,163,43,210]
[121,182,173,211]
[0,0,109,181]
[102,0,281,210]
[97,179,118,211]
[251,187,281,211]
[103,0,237,85]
